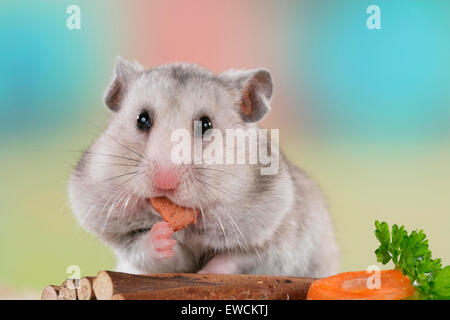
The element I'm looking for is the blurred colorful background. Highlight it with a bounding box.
[1,0,449,298]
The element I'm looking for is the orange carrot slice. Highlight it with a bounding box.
[307,269,415,300]
[150,197,196,231]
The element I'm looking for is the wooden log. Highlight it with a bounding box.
[76,277,96,300]
[57,279,77,300]
[41,285,60,300]
[94,271,314,300]
[113,284,299,300]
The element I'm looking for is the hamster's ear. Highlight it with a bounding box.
[222,68,273,122]
[104,56,143,111]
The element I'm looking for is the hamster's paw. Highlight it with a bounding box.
[149,221,176,258]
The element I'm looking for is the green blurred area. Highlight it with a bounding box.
[1,129,449,291]
[286,139,450,273]
[0,112,115,291]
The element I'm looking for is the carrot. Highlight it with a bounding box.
[307,269,415,300]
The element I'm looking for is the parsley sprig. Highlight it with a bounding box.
[374,220,450,300]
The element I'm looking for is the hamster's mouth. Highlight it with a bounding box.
[145,197,199,232]
[145,197,196,212]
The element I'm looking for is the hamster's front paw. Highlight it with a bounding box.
[148,221,176,258]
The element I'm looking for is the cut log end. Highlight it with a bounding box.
[57,279,78,300]
[77,277,96,300]
[93,271,114,300]
[41,285,60,300]
[57,286,77,300]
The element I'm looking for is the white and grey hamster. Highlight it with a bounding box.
[68,57,339,277]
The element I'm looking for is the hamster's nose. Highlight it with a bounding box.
[153,167,180,191]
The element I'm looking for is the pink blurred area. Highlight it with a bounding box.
[119,0,300,132]
[130,0,275,69]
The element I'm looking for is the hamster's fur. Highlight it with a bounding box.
[68,57,339,277]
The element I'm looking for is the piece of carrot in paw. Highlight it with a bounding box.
[307,269,415,300]
[150,197,196,232]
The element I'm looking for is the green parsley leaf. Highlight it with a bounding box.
[374,220,450,300]
[434,266,450,298]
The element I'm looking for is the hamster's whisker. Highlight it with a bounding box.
[114,171,145,188]
[194,167,252,184]
[102,170,145,183]
[193,177,250,211]
[186,177,208,235]
[231,212,263,262]
[36,149,142,163]
[84,195,115,226]
[217,196,262,261]
[127,176,146,220]
[225,211,249,252]
[180,177,199,228]
[197,205,208,259]
[192,181,208,233]
[195,172,251,191]
[130,179,145,216]
[99,171,146,232]
[99,189,125,222]
[120,192,133,221]
[221,208,244,254]
[102,183,138,232]
[180,176,204,235]
[198,204,207,240]
[80,202,101,226]
[210,205,229,249]
[194,190,216,257]
[195,183,256,256]
[106,132,147,160]
[86,121,147,161]
[96,179,137,227]
[102,189,130,234]
[194,184,229,247]
[82,151,142,163]
[197,186,212,234]
[194,178,249,217]
[80,189,121,226]
[54,200,71,216]
[82,161,143,168]
[195,186,233,252]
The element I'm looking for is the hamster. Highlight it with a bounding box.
[68,57,339,277]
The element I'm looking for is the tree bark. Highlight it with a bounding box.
[94,271,314,300]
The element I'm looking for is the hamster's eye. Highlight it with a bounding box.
[197,116,212,136]
[137,111,151,131]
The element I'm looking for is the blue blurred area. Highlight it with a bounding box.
[0,1,110,141]
[284,0,450,142]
